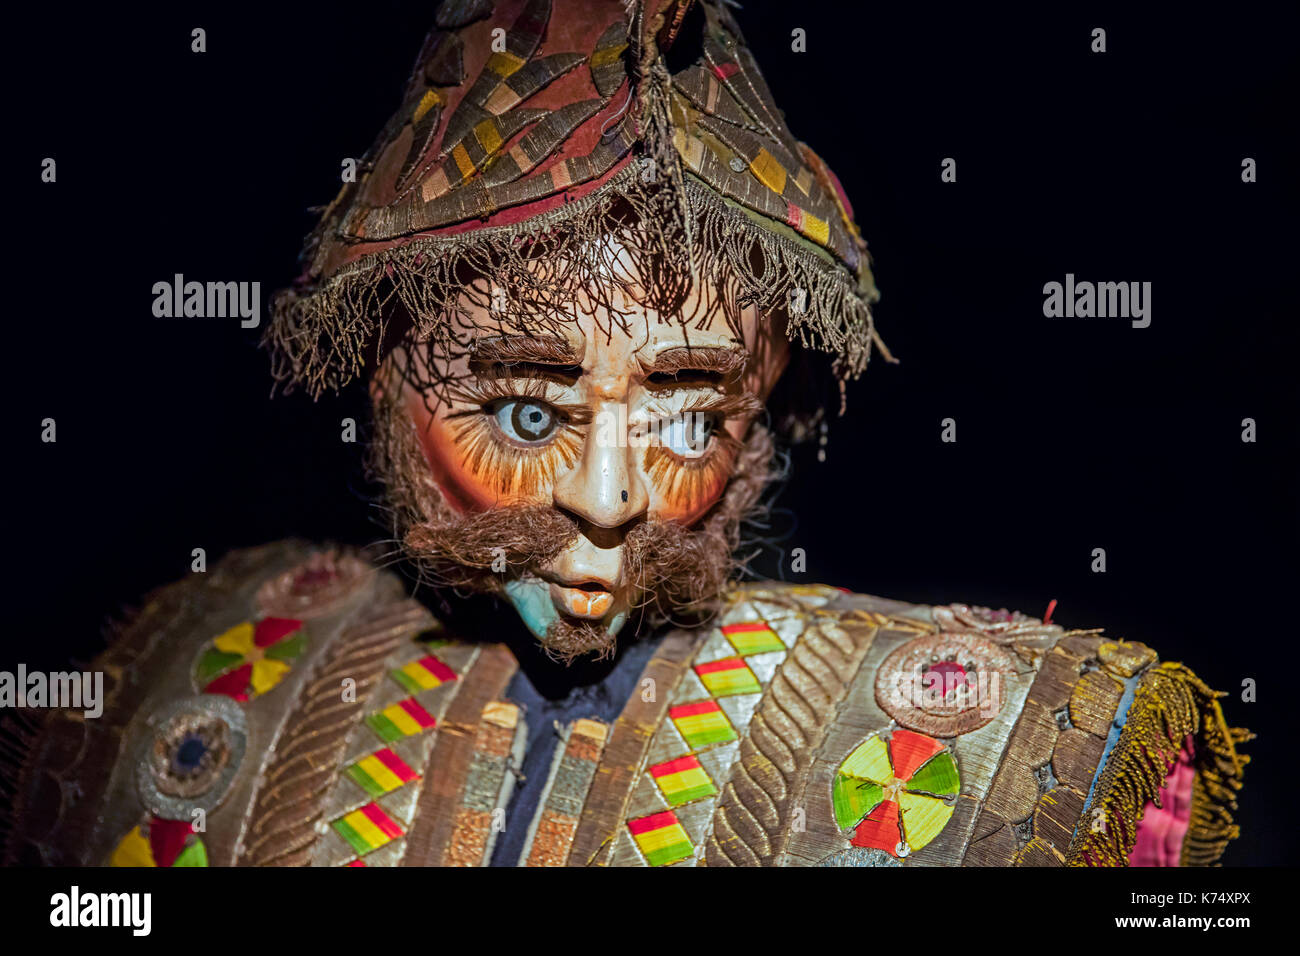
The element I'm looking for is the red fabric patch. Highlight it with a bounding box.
[203,663,252,701]
[149,817,193,868]
[254,617,301,647]
[851,800,901,854]
[628,810,680,836]
[890,729,944,781]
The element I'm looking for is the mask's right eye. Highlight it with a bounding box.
[488,398,559,445]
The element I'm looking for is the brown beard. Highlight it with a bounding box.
[370,394,776,662]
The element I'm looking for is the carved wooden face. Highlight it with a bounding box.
[377,247,791,647]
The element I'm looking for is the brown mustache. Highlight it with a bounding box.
[402,503,729,616]
[403,504,578,584]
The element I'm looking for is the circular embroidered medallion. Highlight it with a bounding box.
[134,696,247,819]
[149,711,232,799]
[874,632,1016,736]
[256,549,372,620]
[831,729,959,859]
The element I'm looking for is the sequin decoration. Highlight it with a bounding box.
[133,694,248,820]
[149,711,232,799]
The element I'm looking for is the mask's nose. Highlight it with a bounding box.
[551,401,650,532]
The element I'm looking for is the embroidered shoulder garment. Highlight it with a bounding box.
[1,543,1248,867]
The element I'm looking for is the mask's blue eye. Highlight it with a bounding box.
[490,398,558,444]
[660,412,718,459]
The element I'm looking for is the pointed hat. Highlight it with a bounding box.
[268,0,885,399]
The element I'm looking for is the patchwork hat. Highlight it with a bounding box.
[268,0,886,397]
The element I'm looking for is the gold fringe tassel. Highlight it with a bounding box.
[1065,662,1250,867]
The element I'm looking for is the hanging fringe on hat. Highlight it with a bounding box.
[267,156,880,402]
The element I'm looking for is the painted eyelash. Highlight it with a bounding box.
[644,427,741,517]
[447,412,584,499]
[636,391,757,513]
[442,374,589,499]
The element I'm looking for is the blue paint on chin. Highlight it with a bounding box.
[504,578,558,640]
[502,577,630,641]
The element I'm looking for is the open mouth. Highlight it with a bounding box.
[548,581,615,620]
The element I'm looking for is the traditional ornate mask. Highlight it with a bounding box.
[267,0,888,659]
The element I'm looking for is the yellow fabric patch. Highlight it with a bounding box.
[380,703,423,736]
[840,735,891,783]
[356,754,404,792]
[633,822,689,854]
[109,826,156,867]
[673,129,705,171]
[657,766,710,794]
[250,658,291,695]
[589,43,628,68]
[474,119,504,156]
[340,808,389,849]
[749,148,788,195]
[213,622,255,656]
[413,88,443,124]
[451,143,475,179]
[800,212,830,246]
[487,51,526,77]
[899,792,953,849]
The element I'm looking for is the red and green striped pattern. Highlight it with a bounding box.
[365,698,437,743]
[331,802,404,856]
[650,755,717,806]
[721,621,785,656]
[669,700,736,749]
[628,810,694,867]
[345,748,420,798]
[694,657,762,697]
[390,654,457,693]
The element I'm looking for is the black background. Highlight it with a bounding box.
[9,3,1296,865]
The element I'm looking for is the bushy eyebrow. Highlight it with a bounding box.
[470,334,580,367]
[644,345,748,378]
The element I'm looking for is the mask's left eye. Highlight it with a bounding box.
[489,398,559,445]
